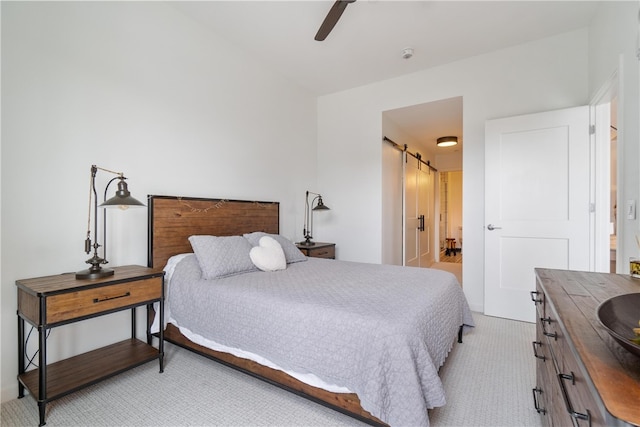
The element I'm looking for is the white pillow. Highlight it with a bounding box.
[244,232,307,264]
[249,236,286,272]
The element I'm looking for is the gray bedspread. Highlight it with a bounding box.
[168,255,474,426]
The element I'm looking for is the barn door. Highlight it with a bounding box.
[404,153,434,267]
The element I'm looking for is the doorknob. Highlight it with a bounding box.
[487,224,502,231]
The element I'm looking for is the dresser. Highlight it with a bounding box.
[16,265,165,426]
[296,242,336,259]
[532,269,640,427]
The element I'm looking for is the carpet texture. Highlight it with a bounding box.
[2,312,541,427]
[430,262,462,285]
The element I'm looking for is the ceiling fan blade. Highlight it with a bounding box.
[314,0,356,41]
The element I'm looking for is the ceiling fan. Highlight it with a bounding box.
[314,0,356,41]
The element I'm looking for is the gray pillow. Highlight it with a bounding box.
[188,235,257,279]
[243,232,307,264]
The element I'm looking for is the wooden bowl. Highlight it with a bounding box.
[596,293,640,357]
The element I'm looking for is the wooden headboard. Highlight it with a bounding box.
[147,195,279,269]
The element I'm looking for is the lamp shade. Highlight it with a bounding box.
[437,136,458,147]
[99,179,145,208]
[313,196,330,211]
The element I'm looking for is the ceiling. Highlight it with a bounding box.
[384,96,463,158]
[170,1,599,162]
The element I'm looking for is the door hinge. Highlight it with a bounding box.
[589,125,596,135]
[589,203,596,213]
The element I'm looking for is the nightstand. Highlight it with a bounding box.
[296,242,336,259]
[16,265,165,426]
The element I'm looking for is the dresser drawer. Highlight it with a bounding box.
[46,277,162,324]
[533,338,552,425]
[540,311,564,372]
[531,286,546,319]
[559,348,605,427]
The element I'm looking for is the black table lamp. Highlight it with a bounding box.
[76,165,145,279]
[299,191,330,246]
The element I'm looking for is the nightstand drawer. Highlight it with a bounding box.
[296,242,336,259]
[46,277,162,324]
[309,246,335,258]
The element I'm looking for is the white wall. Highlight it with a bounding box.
[318,29,590,312]
[1,2,317,402]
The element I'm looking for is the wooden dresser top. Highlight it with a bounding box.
[535,269,640,426]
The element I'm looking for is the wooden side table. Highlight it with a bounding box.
[16,265,165,426]
[296,242,336,259]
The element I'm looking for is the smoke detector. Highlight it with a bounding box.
[402,47,414,60]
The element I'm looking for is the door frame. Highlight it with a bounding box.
[589,70,619,273]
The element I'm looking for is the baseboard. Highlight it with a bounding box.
[468,304,484,314]
[1,383,21,404]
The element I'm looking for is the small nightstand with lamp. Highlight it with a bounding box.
[16,165,165,426]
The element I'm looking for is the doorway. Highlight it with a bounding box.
[606,98,618,273]
[439,171,463,263]
[590,73,618,274]
[381,97,463,285]
[608,97,618,272]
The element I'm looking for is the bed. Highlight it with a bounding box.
[147,195,474,426]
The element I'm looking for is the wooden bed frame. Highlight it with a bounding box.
[147,195,385,426]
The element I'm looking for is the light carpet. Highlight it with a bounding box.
[2,313,541,427]
[431,262,462,285]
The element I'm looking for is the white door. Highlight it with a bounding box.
[484,106,590,322]
[405,154,420,267]
[404,154,434,267]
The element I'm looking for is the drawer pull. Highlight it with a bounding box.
[541,316,552,324]
[317,251,329,256]
[530,290,542,304]
[532,341,546,361]
[558,372,591,424]
[532,387,546,414]
[93,292,131,303]
[543,330,557,340]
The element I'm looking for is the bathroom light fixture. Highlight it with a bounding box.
[437,136,458,147]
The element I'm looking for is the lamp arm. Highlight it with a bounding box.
[303,191,310,239]
[91,166,99,258]
[83,169,94,254]
[309,195,321,240]
[95,165,125,179]
[83,165,107,267]
[101,176,121,264]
